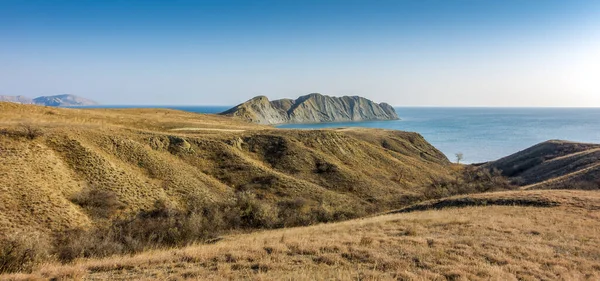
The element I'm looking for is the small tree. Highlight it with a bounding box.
[455,152,464,164]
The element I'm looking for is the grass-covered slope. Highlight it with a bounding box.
[4,190,599,280]
[483,140,600,189]
[0,102,450,237]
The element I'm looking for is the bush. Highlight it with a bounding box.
[55,198,227,262]
[20,124,44,140]
[54,228,123,262]
[0,231,51,274]
[51,191,364,263]
[108,199,222,253]
[423,166,516,199]
[228,192,279,229]
[70,188,125,218]
[278,198,314,227]
[0,124,44,140]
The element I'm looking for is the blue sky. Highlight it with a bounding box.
[1,0,599,106]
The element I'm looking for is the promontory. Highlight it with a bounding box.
[220,93,399,125]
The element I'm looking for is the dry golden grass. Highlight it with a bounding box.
[2,189,599,280]
[484,140,600,190]
[2,103,599,280]
[0,102,451,240]
[0,102,265,132]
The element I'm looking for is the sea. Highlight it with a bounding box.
[76,106,600,164]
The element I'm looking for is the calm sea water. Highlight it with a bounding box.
[278,107,600,163]
[76,106,600,164]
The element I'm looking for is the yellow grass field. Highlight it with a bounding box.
[2,190,599,280]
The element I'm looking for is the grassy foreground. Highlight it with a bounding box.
[3,190,599,280]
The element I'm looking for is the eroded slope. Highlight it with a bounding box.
[484,140,600,189]
[0,102,449,237]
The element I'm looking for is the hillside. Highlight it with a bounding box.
[220,93,399,124]
[4,189,599,280]
[0,94,97,106]
[483,140,600,190]
[0,102,450,245]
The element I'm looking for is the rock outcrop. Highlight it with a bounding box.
[220,93,399,125]
[0,94,98,106]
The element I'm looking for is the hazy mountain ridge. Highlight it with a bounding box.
[0,95,33,104]
[0,94,98,106]
[220,93,400,125]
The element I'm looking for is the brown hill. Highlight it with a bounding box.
[483,140,600,190]
[5,189,599,280]
[220,93,399,124]
[0,102,449,240]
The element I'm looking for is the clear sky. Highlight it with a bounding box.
[1,0,599,106]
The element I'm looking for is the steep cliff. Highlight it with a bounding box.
[221,93,399,124]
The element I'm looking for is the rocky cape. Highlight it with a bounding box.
[220,93,399,125]
[0,94,98,106]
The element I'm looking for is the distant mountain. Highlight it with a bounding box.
[0,94,98,106]
[0,95,33,104]
[32,94,98,106]
[220,93,399,125]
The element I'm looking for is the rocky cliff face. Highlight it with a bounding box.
[221,93,399,125]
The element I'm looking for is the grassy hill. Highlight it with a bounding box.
[3,189,599,280]
[0,102,460,270]
[483,140,600,190]
[3,102,598,279]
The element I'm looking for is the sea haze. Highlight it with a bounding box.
[75,106,600,164]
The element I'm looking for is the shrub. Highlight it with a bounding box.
[277,199,343,227]
[229,192,279,229]
[70,188,125,218]
[53,228,123,262]
[50,192,365,264]
[20,124,44,140]
[278,198,315,227]
[423,166,516,199]
[55,199,227,262]
[0,124,44,140]
[0,231,51,274]
[315,161,337,174]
